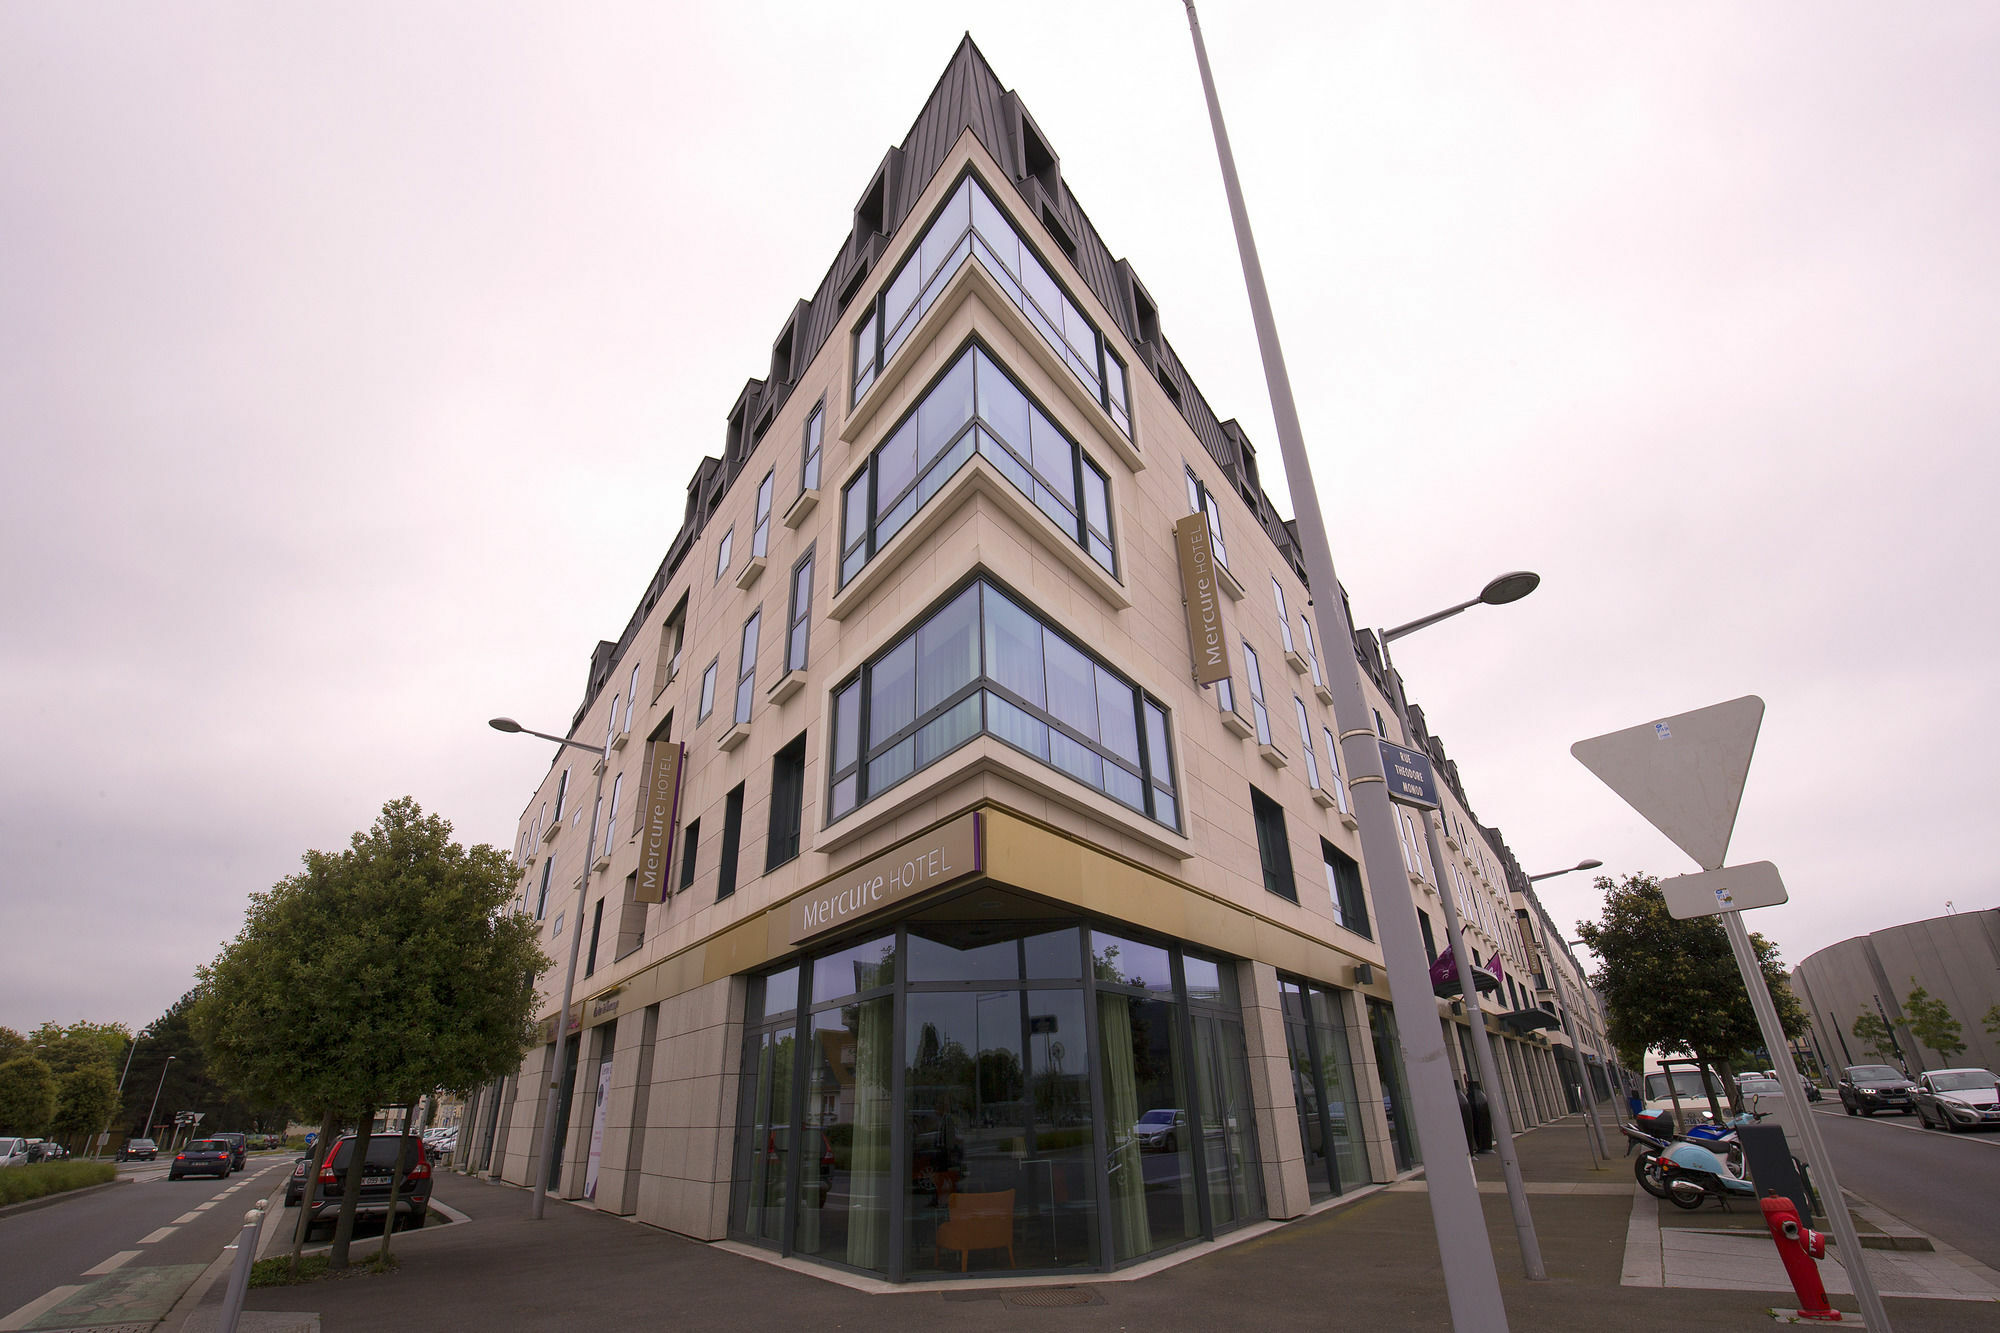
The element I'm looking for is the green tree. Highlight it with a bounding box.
[1850,1010,1900,1065]
[0,1027,26,1065]
[1985,1004,2000,1039]
[29,1021,127,1077]
[1575,873,1807,1092]
[194,797,545,1270]
[116,991,293,1143]
[0,1056,60,1134]
[51,1065,120,1147]
[1901,982,1965,1064]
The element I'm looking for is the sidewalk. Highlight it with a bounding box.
[185,1115,1996,1332]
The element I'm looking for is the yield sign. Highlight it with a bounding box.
[1570,695,1764,872]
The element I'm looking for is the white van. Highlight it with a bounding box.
[0,1136,31,1167]
[1640,1055,1729,1129]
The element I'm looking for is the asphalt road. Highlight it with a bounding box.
[0,1155,289,1329]
[1806,1102,2000,1272]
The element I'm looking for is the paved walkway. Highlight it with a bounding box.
[159,1114,1998,1332]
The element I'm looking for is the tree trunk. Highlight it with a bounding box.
[329,1109,374,1270]
[291,1108,340,1278]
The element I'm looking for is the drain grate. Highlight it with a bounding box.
[1007,1285,1103,1308]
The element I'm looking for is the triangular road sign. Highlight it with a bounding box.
[1571,696,1764,872]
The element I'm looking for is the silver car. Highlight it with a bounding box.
[1913,1068,2000,1133]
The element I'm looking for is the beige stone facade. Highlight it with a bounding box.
[461,39,1601,1281]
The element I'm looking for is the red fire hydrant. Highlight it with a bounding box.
[1760,1196,1840,1321]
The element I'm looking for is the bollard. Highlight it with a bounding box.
[1759,1196,1840,1322]
[217,1199,267,1333]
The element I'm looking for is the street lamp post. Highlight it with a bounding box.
[490,716,607,1220]
[143,1055,176,1145]
[1379,574,1546,1281]
[1522,864,1613,1160]
[1180,5,1512,1325]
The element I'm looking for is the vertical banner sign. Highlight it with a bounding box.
[1173,515,1232,685]
[634,741,685,904]
[583,1058,613,1201]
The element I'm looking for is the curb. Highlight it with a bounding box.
[0,1176,128,1220]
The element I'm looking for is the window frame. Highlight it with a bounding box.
[698,657,719,723]
[1242,640,1272,746]
[751,470,775,560]
[801,400,824,493]
[715,525,734,583]
[766,733,807,872]
[1250,785,1296,902]
[786,547,814,675]
[734,608,762,727]
[716,783,745,899]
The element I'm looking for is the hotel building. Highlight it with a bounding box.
[463,38,1614,1283]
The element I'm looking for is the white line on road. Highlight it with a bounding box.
[0,1285,86,1332]
[193,1202,215,1211]
[1813,1105,2000,1149]
[80,1251,140,1276]
[138,1226,177,1244]
[173,1211,200,1224]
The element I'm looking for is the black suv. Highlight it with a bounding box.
[303,1134,432,1237]
[1838,1064,1917,1116]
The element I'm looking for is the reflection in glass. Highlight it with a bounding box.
[1369,999,1417,1171]
[812,935,896,1004]
[1190,1008,1262,1227]
[905,991,1034,1273]
[1098,985,1196,1260]
[795,999,892,1272]
[737,1026,795,1243]
[1307,988,1367,1191]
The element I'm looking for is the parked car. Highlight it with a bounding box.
[25,1140,69,1162]
[169,1138,235,1180]
[0,1137,31,1167]
[1912,1068,2000,1133]
[211,1132,247,1170]
[283,1152,314,1206]
[1134,1108,1187,1152]
[302,1134,431,1237]
[1837,1064,1917,1116]
[118,1138,158,1161]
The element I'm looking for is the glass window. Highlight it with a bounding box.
[840,342,1116,588]
[716,784,744,899]
[1272,578,1295,654]
[787,550,814,675]
[802,402,824,492]
[1242,642,1271,746]
[1294,698,1321,791]
[766,735,806,871]
[752,471,774,559]
[536,858,553,919]
[1186,467,1229,570]
[735,610,761,726]
[1250,786,1295,901]
[603,773,623,850]
[850,170,1131,438]
[1322,727,1349,815]
[1098,977,1197,1260]
[716,526,733,583]
[679,818,699,891]
[1298,616,1324,691]
[1323,839,1369,938]
[1089,932,1174,995]
[698,658,718,722]
[829,580,1179,828]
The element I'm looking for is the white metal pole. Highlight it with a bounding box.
[1180,5,1510,1326]
[1720,910,1891,1331]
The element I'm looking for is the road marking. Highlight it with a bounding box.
[173,1211,200,1224]
[1813,1105,2000,1149]
[0,1285,87,1331]
[80,1251,140,1276]
[193,1201,215,1211]
[137,1226,177,1244]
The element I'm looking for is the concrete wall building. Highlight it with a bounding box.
[459,38,1603,1283]
[1791,909,2000,1078]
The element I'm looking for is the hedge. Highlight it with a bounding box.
[0,1161,117,1207]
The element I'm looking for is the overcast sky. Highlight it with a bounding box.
[4,3,1995,1036]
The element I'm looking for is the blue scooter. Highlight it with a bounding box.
[1660,1139,1759,1210]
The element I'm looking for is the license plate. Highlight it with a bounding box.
[363,1172,390,1182]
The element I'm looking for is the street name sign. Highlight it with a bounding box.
[1378,741,1440,808]
[1570,695,1763,871]
[1660,861,1787,920]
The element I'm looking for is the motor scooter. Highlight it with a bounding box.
[1659,1139,1759,1210]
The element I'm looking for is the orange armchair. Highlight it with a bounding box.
[935,1188,1016,1272]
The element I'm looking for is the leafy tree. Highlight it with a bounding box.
[0,1056,59,1134]
[194,797,544,1270]
[1985,1004,2000,1039]
[117,991,293,1143]
[1900,982,1965,1064]
[0,1027,25,1065]
[1575,873,1807,1090]
[51,1065,120,1146]
[29,1021,127,1077]
[1850,1011,1900,1065]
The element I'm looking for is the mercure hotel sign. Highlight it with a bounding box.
[1173,515,1231,686]
[789,813,982,943]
